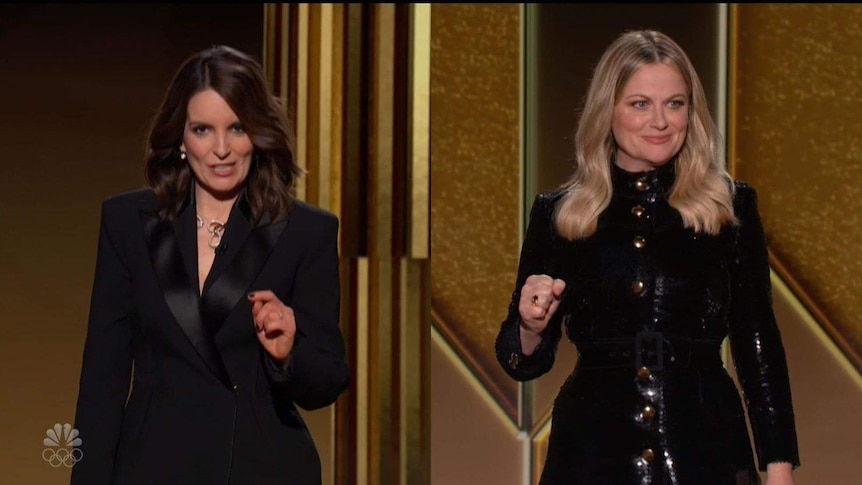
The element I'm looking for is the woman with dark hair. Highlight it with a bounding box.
[71,45,348,485]
[495,30,799,484]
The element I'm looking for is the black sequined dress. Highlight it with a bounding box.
[495,162,799,484]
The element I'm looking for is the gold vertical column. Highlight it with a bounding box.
[408,4,430,261]
[301,4,342,214]
[403,5,431,484]
[368,4,396,484]
[264,5,343,485]
[295,3,309,201]
[337,5,365,483]
[266,4,431,484]
[263,4,291,115]
[329,4,344,220]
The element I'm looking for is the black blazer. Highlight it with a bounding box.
[71,188,349,485]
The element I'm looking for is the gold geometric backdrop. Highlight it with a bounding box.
[731,4,862,371]
[430,4,523,421]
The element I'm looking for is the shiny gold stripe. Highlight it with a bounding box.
[409,4,431,260]
[330,3,344,222]
[280,6,290,111]
[356,256,369,485]
[307,4,322,206]
[295,3,309,201]
[318,4,332,211]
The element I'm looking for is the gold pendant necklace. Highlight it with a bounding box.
[196,215,226,250]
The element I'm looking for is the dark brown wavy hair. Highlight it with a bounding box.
[144,45,300,223]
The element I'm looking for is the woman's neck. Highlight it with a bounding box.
[194,182,237,222]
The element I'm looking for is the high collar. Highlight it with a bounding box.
[611,160,676,197]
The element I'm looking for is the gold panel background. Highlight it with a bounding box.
[266,5,431,484]
[430,3,522,420]
[732,4,862,367]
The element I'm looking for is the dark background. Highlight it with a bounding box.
[0,4,262,481]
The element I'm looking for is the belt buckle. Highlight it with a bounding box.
[634,331,664,372]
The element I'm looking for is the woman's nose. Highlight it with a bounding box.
[213,134,231,160]
[650,107,669,130]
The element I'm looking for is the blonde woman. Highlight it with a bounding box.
[496,30,799,484]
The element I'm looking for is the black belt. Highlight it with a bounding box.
[576,331,723,371]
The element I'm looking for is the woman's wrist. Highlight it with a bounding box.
[765,461,794,482]
[519,325,543,355]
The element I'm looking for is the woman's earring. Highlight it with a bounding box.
[180,151,187,160]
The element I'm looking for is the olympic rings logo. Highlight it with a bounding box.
[42,447,83,468]
[42,423,83,468]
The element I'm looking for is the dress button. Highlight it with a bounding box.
[631,205,646,218]
[631,281,644,295]
[509,352,520,369]
[637,366,651,379]
[635,178,650,191]
[642,448,655,463]
[233,384,239,392]
[633,236,646,249]
[642,405,655,420]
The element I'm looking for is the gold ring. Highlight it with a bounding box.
[530,295,539,307]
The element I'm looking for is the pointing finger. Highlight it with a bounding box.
[552,279,566,298]
[248,290,278,304]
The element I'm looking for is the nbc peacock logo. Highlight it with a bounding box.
[42,423,83,468]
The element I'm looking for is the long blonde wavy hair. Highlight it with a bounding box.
[555,30,736,240]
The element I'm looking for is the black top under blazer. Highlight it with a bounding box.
[71,187,349,485]
[495,162,799,484]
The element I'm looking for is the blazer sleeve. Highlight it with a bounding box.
[266,213,349,410]
[71,201,134,484]
[495,193,565,381]
[727,184,800,471]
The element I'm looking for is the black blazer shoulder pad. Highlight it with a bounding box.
[102,187,156,214]
[731,181,758,212]
[287,199,338,227]
[533,190,565,214]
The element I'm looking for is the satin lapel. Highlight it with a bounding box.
[204,209,288,336]
[141,209,232,388]
[174,198,200,294]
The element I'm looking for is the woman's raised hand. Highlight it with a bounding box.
[248,290,296,365]
[518,275,566,353]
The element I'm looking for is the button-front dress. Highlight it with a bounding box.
[496,162,800,484]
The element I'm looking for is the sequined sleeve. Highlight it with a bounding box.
[728,183,801,470]
[495,193,566,381]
